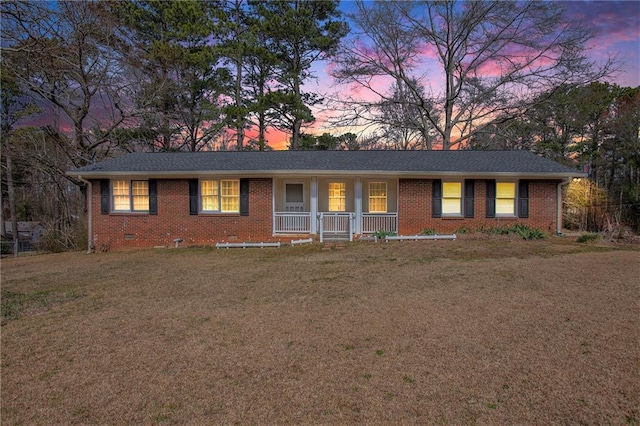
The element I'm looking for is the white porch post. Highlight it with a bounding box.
[355,177,362,234]
[272,179,277,235]
[310,177,318,234]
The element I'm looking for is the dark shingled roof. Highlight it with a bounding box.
[68,150,581,178]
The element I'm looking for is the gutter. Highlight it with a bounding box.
[77,175,93,254]
[67,170,579,180]
[556,177,572,235]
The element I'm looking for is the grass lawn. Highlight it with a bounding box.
[1,236,639,424]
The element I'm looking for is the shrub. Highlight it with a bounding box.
[1,237,13,255]
[36,220,87,253]
[511,224,546,240]
[420,229,437,235]
[485,224,546,240]
[576,232,600,243]
[373,230,396,239]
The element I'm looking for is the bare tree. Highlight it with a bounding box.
[376,79,439,149]
[1,1,136,251]
[1,1,132,170]
[1,62,40,255]
[331,0,615,149]
[328,1,426,145]
[1,63,84,253]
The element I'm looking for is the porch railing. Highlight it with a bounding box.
[274,211,397,237]
[362,213,398,234]
[274,212,311,234]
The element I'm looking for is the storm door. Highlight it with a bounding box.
[285,183,305,212]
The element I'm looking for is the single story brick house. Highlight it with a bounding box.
[67,150,582,251]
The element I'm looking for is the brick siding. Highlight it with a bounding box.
[90,177,561,251]
[398,179,559,235]
[90,178,274,251]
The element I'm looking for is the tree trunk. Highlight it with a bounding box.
[236,58,244,151]
[5,144,19,257]
[0,177,5,239]
[291,120,301,150]
[290,46,302,150]
[258,110,267,151]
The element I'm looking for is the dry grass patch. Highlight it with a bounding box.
[1,237,639,424]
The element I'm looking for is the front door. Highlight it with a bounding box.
[319,181,351,241]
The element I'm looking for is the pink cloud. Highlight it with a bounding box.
[416,43,440,60]
[563,0,640,85]
[565,1,640,42]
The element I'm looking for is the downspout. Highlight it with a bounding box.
[77,175,93,254]
[556,178,572,236]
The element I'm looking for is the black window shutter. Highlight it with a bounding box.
[149,179,158,215]
[432,179,442,218]
[518,180,529,218]
[464,179,475,218]
[100,180,110,215]
[486,180,496,218]
[240,179,249,216]
[189,179,198,215]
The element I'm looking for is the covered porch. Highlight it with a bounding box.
[272,177,398,240]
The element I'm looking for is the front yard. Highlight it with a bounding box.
[1,236,638,424]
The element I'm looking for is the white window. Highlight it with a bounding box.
[328,182,345,212]
[201,180,239,213]
[442,182,462,215]
[131,181,150,211]
[369,182,387,213]
[221,180,239,212]
[112,180,130,211]
[201,180,219,211]
[112,180,149,212]
[496,182,516,216]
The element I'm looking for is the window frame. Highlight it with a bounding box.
[199,179,240,213]
[111,180,149,213]
[368,181,388,213]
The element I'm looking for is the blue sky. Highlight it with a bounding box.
[562,0,639,87]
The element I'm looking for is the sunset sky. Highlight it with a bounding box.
[266,0,639,150]
[18,1,640,151]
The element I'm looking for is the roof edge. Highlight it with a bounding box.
[69,170,585,179]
